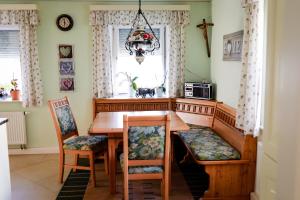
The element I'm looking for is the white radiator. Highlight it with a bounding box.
[0,112,27,148]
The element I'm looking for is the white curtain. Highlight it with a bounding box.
[0,10,43,107]
[236,0,263,136]
[91,24,113,98]
[89,10,190,97]
[166,25,186,97]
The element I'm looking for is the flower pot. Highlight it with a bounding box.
[129,87,136,97]
[10,90,20,101]
[156,87,165,97]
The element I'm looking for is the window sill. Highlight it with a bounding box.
[0,97,22,103]
[112,94,170,99]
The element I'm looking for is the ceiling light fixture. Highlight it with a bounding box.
[125,0,160,64]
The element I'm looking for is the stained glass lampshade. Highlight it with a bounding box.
[125,0,160,64]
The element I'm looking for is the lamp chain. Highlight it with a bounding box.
[139,0,141,12]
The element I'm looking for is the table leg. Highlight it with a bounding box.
[109,139,117,194]
[169,135,173,193]
[171,134,174,164]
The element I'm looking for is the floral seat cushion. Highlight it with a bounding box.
[186,123,205,129]
[119,125,165,174]
[63,135,107,151]
[119,153,163,174]
[128,126,165,160]
[179,127,241,160]
[55,104,77,135]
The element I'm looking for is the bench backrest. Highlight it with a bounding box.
[173,98,217,127]
[173,99,256,161]
[93,98,171,119]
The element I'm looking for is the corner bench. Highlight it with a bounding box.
[175,102,257,200]
[92,97,257,200]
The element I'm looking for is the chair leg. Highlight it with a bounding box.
[59,153,65,183]
[124,174,129,200]
[161,180,164,199]
[104,152,109,175]
[164,174,170,200]
[89,152,96,187]
[73,154,78,173]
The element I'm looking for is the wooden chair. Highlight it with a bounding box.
[121,114,171,200]
[48,97,108,187]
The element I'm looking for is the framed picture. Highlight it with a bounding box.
[223,30,244,61]
[58,44,73,59]
[59,60,74,75]
[60,77,74,91]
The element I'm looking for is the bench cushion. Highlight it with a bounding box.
[179,127,241,161]
[186,123,205,129]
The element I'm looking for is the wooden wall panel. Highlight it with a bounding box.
[93,98,172,118]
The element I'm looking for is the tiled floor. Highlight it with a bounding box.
[9,154,193,200]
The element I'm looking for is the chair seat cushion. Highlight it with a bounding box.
[63,135,107,151]
[119,153,163,174]
[178,127,241,161]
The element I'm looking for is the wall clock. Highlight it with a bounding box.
[56,14,73,31]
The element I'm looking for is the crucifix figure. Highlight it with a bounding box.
[197,19,214,57]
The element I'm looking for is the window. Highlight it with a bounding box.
[112,26,166,95]
[0,26,21,98]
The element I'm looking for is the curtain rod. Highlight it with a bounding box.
[0,4,37,10]
[90,5,190,11]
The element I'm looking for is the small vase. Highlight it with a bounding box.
[129,88,136,97]
[10,90,20,100]
[156,87,164,97]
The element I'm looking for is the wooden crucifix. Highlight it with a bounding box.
[197,19,214,57]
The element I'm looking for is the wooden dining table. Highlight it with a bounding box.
[89,110,189,194]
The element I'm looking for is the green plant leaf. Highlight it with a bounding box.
[132,82,137,91]
[132,76,138,82]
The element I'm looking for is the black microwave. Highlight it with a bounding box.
[184,82,214,100]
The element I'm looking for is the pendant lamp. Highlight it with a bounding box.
[125,0,160,64]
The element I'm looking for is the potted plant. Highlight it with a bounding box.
[119,72,138,97]
[10,79,20,100]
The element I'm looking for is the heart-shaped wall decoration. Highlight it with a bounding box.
[59,45,73,58]
[63,79,73,88]
[60,61,74,75]
[60,78,74,91]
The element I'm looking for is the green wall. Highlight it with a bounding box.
[185,2,211,82]
[0,1,211,148]
[210,0,244,108]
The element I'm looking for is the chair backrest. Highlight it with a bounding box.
[123,114,171,171]
[48,97,78,149]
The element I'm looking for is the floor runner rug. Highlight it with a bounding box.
[114,181,161,200]
[56,158,160,200]
[56,159,90,200]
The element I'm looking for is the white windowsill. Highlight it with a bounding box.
[0,97,22,103]
[112,94,170,99]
